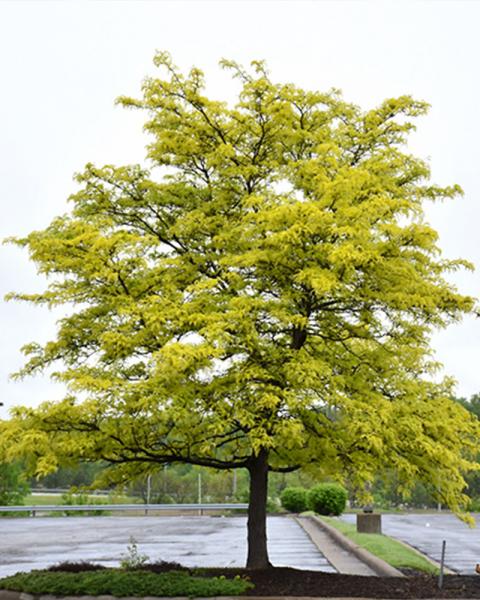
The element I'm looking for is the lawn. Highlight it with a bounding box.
[24,494,65,505]
[24,493,140,506]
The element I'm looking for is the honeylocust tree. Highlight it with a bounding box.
[3,54,479,568]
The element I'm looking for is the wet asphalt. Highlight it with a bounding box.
[341,512,480,575]
[0,515,336,577]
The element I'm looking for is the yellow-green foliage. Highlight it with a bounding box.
[2,53,479,518]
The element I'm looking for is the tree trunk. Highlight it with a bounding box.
[246,448,272,569]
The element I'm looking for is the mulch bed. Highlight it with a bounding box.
[202,567,480,598]
[45,562,480,598]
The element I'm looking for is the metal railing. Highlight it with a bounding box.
[0,503,249,517]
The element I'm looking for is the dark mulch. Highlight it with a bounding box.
[44,562,480,598]
[201,567,480,598]
[142,561,191,574]
[47,561,190,574]
[47,562,107,572]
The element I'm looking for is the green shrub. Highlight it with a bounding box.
[468,496,480,512]
[280,486,307,513]
[61,490,108,516]
[0,569,253,597]
[307,483,348,516]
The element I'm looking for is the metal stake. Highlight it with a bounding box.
[438,540,446,589]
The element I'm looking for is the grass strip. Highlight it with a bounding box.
[0,569,253,597]
[320,516,438,575]
[24,494,64,505]
[24,494,139,505]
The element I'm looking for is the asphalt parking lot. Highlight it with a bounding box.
[342,512,480,574]
[0,515,335,577]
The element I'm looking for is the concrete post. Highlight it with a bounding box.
[357,512,382,534]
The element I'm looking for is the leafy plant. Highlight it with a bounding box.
[119,537,149,570]
[280,486,307,513]
[307,483,348,516]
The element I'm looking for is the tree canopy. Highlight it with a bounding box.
[2,53,479,567]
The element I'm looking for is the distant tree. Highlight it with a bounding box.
[454,394,480,500]
[128,464,245,504]
[33,462,106,490]
[2,53,479,568]
[0,462,30,506]
[456,394,480,420]
[370,470,438,509]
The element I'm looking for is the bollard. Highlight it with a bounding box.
[357,512,382,534]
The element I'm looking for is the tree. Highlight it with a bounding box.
[456,393,480,420]
[0,462,30,506]
[2,53,479,568]
[127,464,244,504]
[31,461,106,490]
[454,394,480,501]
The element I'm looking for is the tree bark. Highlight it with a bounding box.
[246,448,272,569]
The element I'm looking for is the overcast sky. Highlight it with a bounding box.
[1,0,480,418]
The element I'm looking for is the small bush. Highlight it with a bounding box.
[307,483,348,516]
[280,487,307,513]
[120,537,149,570]
[61,490,108,516]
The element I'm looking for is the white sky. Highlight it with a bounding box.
[1,0,480,418]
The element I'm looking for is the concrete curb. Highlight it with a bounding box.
[309,516,404,578]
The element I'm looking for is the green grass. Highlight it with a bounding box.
[320,516,438,574]
[25,493,140,505]
[24,494,64,505]
[0,569,253,597]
